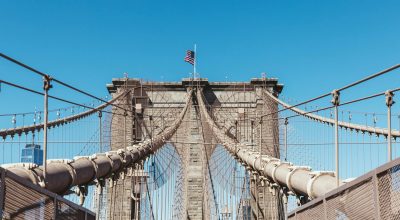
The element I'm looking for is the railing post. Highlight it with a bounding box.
[0,168,5,218]
[331,90,340,187]
[43,76,52,184]
[284,118,288,161]
[385,90,394,161]
[372,171,382,220]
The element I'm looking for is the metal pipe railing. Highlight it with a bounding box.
[0,92,127,139]
[264,90,400,138]
[197,89,341,200]
[0,89,192,197]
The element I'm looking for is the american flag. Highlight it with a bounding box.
[184,50,195,65]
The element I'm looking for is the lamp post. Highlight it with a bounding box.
[42,75,52,184]
[284,118,288,161]
[331,90,340,187]
[385,90,395,161]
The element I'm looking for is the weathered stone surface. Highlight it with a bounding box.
[106,78,283,219]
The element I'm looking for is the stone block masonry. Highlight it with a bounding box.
[106,78,283,219]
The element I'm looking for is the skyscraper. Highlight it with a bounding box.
[21,144,43,165]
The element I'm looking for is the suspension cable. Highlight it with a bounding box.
[285,87,400,120]
[0,100,103,117]
[0,53,131,113]
[261,64,400,118]
[337,64,400,92]
[0,79,126,116]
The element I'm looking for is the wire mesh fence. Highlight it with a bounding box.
[0,167,95,220]
[288,157,400,220]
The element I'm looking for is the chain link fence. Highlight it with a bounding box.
[0,167,95,220]
[288,157,400,220]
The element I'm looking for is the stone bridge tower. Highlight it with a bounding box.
[106,77,283,219]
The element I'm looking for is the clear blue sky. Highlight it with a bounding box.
[1,1,399,214]
[1,0,400,120]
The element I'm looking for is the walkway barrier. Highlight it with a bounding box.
[0,167,95,220]
[288,157,400,220]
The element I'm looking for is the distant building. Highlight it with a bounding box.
[21,144,43,165]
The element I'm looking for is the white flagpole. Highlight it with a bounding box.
[194,44,197,79]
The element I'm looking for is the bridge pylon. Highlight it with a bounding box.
[106,77,284,219]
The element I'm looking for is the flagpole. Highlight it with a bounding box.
[194,44,197,79]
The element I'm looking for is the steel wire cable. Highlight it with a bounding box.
[210,147,245,192]
[282,87,400,120]
[263,88,400,140]
[0,100,104,117]
[0,79,128,117]
[0,53,133,113]
[261,64,400,118]
[148,145,180,186]
[141,88,188,141]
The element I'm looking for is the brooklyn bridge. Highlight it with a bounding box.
[0,53,399,219]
